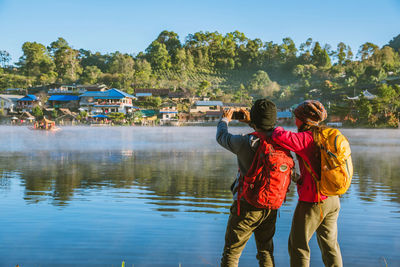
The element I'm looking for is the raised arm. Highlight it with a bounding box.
[216,118,249,154]
[272,126,312,154]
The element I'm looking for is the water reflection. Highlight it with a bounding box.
[352,149,400,204]
[0,127,399,212]
[0,151,240,213]
[0,127,399,266]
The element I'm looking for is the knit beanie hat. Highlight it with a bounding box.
[250,99,277,131]
[293,100,327,126]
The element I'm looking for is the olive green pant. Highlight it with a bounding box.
[289,196,342,267]
[221,200,277,267]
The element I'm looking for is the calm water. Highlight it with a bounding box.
[0,126,399,266]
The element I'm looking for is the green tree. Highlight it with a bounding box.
[32,106,43,118]
[335,42,353,65]
[0,50,11,68]
[108,52,135,89]
[81,65,102,84]
[52,109,58,119]
[156,30,181,63]
[238,38,262,69]
[133,59,152,87]
[145,41,171,70]
[197,80,211,97]
[48,37,82,83]
[358,42,379,61]
[79,49,110,72]
[248,70,279,97]
[299,38,313,64]
[19,42,56,83]
[311,42,331,68]
[107,112,126,123]
[174,48,187,71]
[369,46,400,72]
[280,37,297,65]
[0,73,33,88]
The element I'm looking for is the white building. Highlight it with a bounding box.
[0,94,25,113]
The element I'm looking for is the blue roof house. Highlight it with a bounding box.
[48,95,80,109]
[79,88,137,115]
[17,94,39,111]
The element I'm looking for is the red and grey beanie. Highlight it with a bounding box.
[293,100,327,126]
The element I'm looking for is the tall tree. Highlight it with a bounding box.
[358,42,379,61]
[81,65,102,84]
[108,52,135,89]
[238,38,262,69]
[79,49,110,72]
[48,37,82,83]
[145,41,172,70]
[156,30,181,63]
[0,50,11,68]
[280,37,297,63]
[19,42,56,83]
[133,59,152,87]
[311,42,331,68]
[369,46,400,72]
[299,38,313,64]
[335,42,353,65]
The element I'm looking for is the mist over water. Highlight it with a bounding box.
[0,126,399,266]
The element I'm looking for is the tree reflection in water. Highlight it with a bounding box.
[0,128,399,214]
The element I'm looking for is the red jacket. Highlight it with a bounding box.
[272,127,327,203]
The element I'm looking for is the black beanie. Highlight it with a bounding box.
[250,99,277,131]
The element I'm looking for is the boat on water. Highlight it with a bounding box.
[29,118,61,132]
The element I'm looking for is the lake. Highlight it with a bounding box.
[0,126,399,266]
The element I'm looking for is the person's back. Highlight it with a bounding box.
[216,99,291,267]
[272,100,343,267]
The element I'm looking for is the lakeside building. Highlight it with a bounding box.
[189,100,223,113]
[77,84,108,92]
[56,108,79,125]
[18,111,35,123]
[223,102,249,110]
[17,94,40,112]
[0,94,24,114]
[159,107,178,121]
[48,84,83,95]
[5,88,25,94]
[48,95,80,109]
[136,93,153,100]
[168,91,191,101]
[139,109,158,125]
[27,84,108,95]
[79,88,137,114]
[346,90,377,100]
[205,111,223,121]
[134,88,170,97]
[277,110,293,124]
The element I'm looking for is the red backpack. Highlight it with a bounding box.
[237,132,294,215]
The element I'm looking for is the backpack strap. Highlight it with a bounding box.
[301,158,324,221]
[236,132,269,216]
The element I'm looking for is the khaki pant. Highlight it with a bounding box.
[289,196,342,267]
[221,200,277,267]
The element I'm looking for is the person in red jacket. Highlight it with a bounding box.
[272,100,343,267]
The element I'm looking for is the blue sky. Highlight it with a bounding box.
[1,0,399,63]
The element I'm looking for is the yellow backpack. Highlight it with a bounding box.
[313,127,353,196]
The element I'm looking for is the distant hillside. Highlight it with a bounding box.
[388,34,400,52]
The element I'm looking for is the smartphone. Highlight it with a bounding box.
[232,111,245,120]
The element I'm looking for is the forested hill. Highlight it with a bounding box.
[1,31,400,127]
